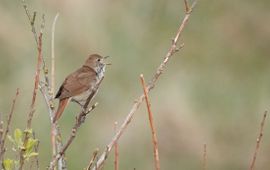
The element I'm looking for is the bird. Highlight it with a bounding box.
[53,54,108,123]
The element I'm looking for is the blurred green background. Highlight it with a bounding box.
[1,0,270,169]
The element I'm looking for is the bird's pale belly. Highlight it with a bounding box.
[71,75,103,106]
[72,87,97,106]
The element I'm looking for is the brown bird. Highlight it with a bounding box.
[53,54,108,123]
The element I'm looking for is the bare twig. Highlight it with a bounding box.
[21,0,38,45]
[140,74,160,170]
[27,31,43,130]
[0,88,20,160]
[49,77,104,169]
[114,122,119,170]
[184,0,190,13]
[0,116,3,153]
[51,13,59,97]
[203,144,207,170]
[92,1,197,169]
[249,111,267,170]
[86,148,99,170]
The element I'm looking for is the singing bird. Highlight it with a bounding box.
[53,54,108,123]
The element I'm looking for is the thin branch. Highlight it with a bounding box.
[92,1,197,169]
[51,13,59,97]
[21,0,38,45]
[249,111,267,170]
[0,88,20,160]
[27,31,43,130]
[203,144,207,170]
[49,77,104,169]
[114,122,119,170]
[140,74,160,170]
[86,148,99,170]
[0,115,3,153]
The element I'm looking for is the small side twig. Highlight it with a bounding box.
[203,144,207,170]
[21,0,38,45]
[92,1,197,169]
[114,122,119,170]
[86,148,99,170]
[140,74,160,170]
[0,88,20,160]
[249,111,267,170]
[184,0,190,13]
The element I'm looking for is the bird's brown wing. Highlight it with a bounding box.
[55,67,97,99]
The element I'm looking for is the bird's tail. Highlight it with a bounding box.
[53,98,69,123]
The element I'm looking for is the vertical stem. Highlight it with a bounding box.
[203,144,207,170]
[114,122,119,170]
[140,74,160,170]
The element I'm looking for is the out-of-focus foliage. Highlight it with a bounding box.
[0,0,270,169]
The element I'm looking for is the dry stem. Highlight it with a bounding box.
[27,32,43,130]
[0,88,20,161]
[203,144,207,170]
[114,122,119,170]
[51,13,59,97]
[249,111,267,170]
[140,74,160,170]
[86,148,99,170]
[92,1,197,169]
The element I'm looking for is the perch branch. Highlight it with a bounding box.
[0,88,20,160]
[249,111,267,170]
[49,77,104,169]
[92,1,197,169]
[140,74,160,170]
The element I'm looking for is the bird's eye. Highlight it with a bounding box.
[97,59,101,62]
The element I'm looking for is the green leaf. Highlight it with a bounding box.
[14,129,23,148]
[28,152,39,158]
[3,159,14,170]
[25,138,38,153]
